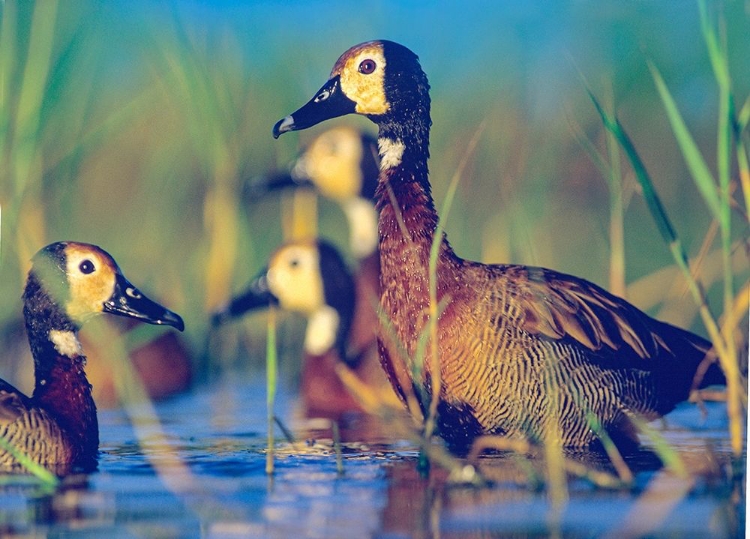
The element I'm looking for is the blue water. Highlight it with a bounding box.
[0,376,742,538]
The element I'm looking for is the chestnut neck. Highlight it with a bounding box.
[23,273,99,458]
[373,108,461,289]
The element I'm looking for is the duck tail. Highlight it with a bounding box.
[658,320,726,389]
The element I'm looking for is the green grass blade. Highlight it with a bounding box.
[738,95,750,133]
[587,89,678,246]
[716,88,733,312]
[0,435,60,488]
[732,94,750,221]
[697,0,735,312]
[627,415,687,478]
[568,116,610,179]
[13,0,58,195]
[587,90,714,322]
[265,306,278,475]
[736,135,750,222]
[604,119,627,297]
[374,298,425,423]
[332,421,343,476]
[585,413,633,484]
[567,97,627,296]
[698,0,730,90]
[0,0,17,161]
[647,61,721,219]
[696,0,745,457]
[423,121,486,442]
[273,416,296,445]
[588,88,746,456]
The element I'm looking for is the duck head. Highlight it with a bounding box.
[213,240,355,358]
[273,40,431,164]
[25,242,185,333]
[246,126,381,259]
[250,127,377,201]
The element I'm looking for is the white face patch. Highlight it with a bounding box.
[266,244,325,315]
[304,305,340,356]
[342,197,379,259]
[63,243,117,322]
[336,44,389,116]
[378,137,405,169]
[295,126,364,201]
[49,329,83,358]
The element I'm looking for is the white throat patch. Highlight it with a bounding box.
[304,305,340,356]
[49,330,83,358]
[342,197,379,259]
[378,137,405,169]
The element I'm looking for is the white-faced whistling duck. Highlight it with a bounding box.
[1,242,184,471]
[245,126,380,260]
[212,239,397,423]
[272,40,725,453]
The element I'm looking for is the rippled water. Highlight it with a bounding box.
[0,376,743,538]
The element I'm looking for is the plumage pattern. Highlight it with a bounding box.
[0,380,74,467]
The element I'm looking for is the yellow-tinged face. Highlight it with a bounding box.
[29,241,184,331]
[273,40,413,139]
[63,243,119,322]
[332,41,389,116]
[266,241,325,316]
[296,126,364,200]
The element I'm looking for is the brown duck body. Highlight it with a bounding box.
[378,165,716,449]
[274,40,723,452]
[0,381,88,469]
[302,247,386,421]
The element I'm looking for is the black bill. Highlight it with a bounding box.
[103,273,185,331]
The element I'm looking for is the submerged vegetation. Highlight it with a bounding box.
[0,0,746,535]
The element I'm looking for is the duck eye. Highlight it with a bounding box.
[79,260,95,274]
[358,59,376,74]
[289,258,300,269]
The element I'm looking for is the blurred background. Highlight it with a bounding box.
[1,0,748,401]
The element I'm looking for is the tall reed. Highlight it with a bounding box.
[587,0,747,458]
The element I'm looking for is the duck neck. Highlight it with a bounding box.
[317,246,357,365]
[374,116,461,366]
[374,122,459,285]
[23,275,99,455]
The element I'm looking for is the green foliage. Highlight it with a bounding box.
[586,0,748,457]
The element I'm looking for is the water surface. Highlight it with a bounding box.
[0,377,742,538]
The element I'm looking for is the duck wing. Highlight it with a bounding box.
[0,380,33,426]
[507,265,713,367]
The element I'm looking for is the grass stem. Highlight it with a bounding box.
[424,121,486,442]
[332,421,343,476]
[587,87,746,456]
[266,306,278,475]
